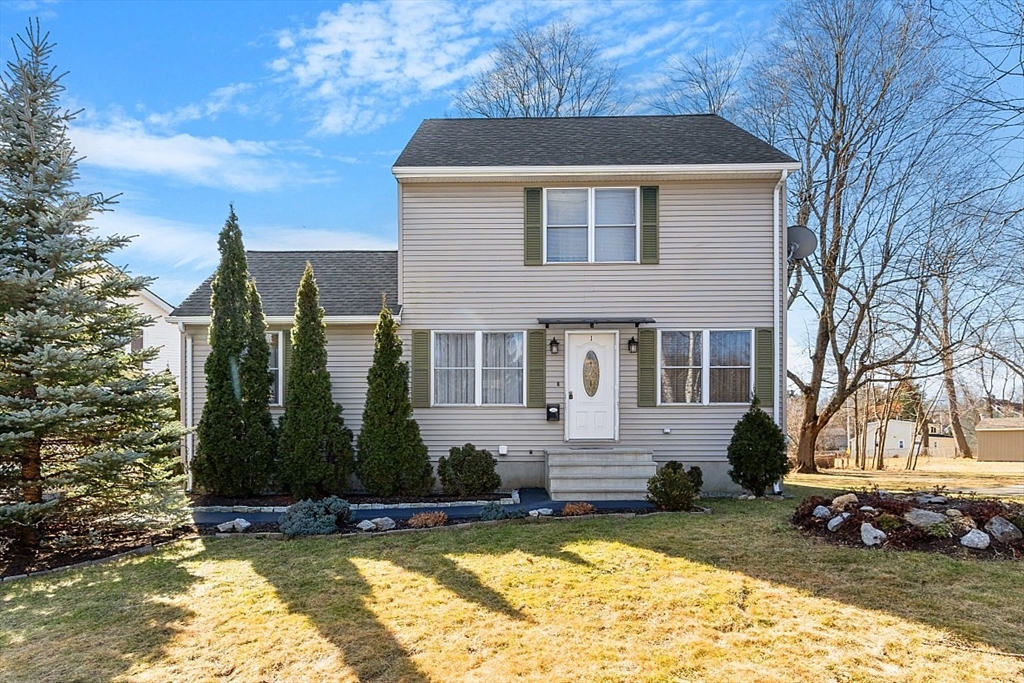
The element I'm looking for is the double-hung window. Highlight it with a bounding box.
[267,331,283,406]
[660,330,752,405]
[433,331,524,406]
[545,188,638,263]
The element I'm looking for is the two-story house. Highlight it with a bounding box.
[171,115,799,498]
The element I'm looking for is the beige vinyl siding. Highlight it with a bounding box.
[184,323,377,433]
[976,428,1024,462]
[399,179,783,484]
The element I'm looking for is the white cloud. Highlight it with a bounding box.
[272,0,764,135]
[71,118,296,192]
[145,83,255,128]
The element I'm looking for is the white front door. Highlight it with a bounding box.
[566,331,618,440]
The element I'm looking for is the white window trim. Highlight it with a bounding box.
[431,330,527,407]
[268,331,284,406]
[542,187,640,264]
[657,329,755,406]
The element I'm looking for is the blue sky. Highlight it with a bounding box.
[1,0,774,305]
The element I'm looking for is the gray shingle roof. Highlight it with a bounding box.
[172,251,397,318]
[393,115,795,168]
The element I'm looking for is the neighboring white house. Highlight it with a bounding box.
[127,288,180,384]
[855,419,917,460]
[170,115,799,497]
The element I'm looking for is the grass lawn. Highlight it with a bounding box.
[789,455,1024,495]
[2,471,1023,682]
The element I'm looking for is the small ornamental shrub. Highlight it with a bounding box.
[646,461,696,511]
[886,525,930,550]
[479,501,509,521]
[959,499,1008,526]
[561,502,597,516]
[408,511,448,528]
[928,522,953,538]
[437,443,502,497]
[727,396,791,497]
[278,496,352,537]
[874,513,904,533]
[685,465,703,495]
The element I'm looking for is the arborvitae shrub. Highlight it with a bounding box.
[646,461,696,511]
[278,263,354,498]
[278,496,351,537]
[356,298,434,496]
[437,443,502,497]
[727,396,791,497]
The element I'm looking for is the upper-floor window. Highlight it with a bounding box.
[545,188,638,263]
[433,331,524,406]
[660,330,752,405]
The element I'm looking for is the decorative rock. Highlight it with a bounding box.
[356,520,376,532]
[831,493,858,510]
[960,529,991,550]
[812,505,832,519]
[915,494,948,505]
[511,490,521,504]
[370,517,396,531]
[945,508,963,518]
[984,516,1023,543]
[529,508,554,517]
[216,520,236,533]
[904,508,948,528]
[859,506,877,512]
[215,518,251,533]
[233,518,252,532]
[827,513,850,532]
[860,523,886,547]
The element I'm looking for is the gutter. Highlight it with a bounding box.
[182,325,195,492]
[392,162,801,180]
[166,314,400,326]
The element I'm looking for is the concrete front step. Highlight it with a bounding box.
[545,447,657,501]
[548,462,658,478]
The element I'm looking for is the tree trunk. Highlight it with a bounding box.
[21,436,43,503]
[941,352,973,458]
[795,403,821,473]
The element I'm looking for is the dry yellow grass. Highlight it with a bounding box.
[789,455,1024,495]
[2,498,1023,683]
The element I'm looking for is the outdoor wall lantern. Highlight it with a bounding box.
[627,336,638,354]
[549,337,560,355]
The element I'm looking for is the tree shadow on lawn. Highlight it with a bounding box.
[615,493,1024,656]
[0,555,198,683]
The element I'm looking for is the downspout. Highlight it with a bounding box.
[184,329,195,492]
[773,170,788,426]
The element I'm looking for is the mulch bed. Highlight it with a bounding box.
[1,521,197,578]
[792,491,1024,560]
[189,492,509,507]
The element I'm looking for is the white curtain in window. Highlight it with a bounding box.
[482,332,524,404]
[434,333,475,404]
[709,331,750,403]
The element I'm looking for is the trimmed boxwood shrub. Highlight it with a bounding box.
[278,496,351,537]
[437,443,502,497]
[646,461,697,511]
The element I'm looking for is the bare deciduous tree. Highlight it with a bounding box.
[453,19,621,118]
[752,0,964,473]
[652,40,746,116]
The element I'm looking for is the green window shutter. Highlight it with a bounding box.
[637,328,657,407]
[640,186,659,264]
[524,187,542,265]
[754,328,774,408]
[411,329,431,408]
[526,329,546,408]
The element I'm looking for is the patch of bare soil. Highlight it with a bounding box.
[792,491,1024,560]
[1,521,197,578]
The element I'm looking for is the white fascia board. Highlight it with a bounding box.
[392,162,801,180]
[167,314,397,325]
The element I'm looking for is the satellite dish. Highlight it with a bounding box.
[787,225,817,261]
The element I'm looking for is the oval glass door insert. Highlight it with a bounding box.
[583,350,600,397]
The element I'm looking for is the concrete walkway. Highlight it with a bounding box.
[191,488,657,526]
